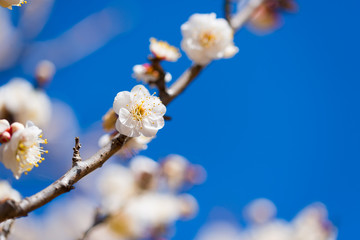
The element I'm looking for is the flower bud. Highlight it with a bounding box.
[102,109,118,132]
[35,60,56,87]
[0,131,11,143]
[10,122,24,134]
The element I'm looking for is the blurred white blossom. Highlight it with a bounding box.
[132,63,172,85]
[0,78,52,128]
[113,85,166,137]
[181,13,238,65]
[149,37,181,62]
[195,199,337,240]
[0,180,21,201]
[94,154,201,239]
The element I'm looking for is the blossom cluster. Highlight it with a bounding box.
[93,155,204,239]
[195,199,337,240]
[8,154,205,240]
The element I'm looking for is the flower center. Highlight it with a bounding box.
[16,134,48,175]
[132,102,147,122]
[199,32,216,48]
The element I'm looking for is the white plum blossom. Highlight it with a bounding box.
[98,164,136,213]
[181,13,239,65]
[0,78,51,128]
[149,38,181,62]
[0,180,21,201]
[292,204,337,240]
[108,193,187,238]
[0,0,26,9]
[132,64,172,85]
[113,85,166,137]
[0,121,47,179]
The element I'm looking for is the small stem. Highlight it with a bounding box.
[149,57,170,102]
[0,219,14,240]
[230,0,265,31]
[164,64,204,105]
[72,137,82,167]
[224,0,232,23]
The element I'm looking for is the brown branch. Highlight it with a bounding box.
[162,64,204,105]
[0,0,262,225]
[0,134,128,223]
[224,0,232,23]
[149,57,170,101]
[230,0,265,31]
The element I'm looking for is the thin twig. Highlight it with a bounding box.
[230,0,265,31]
[0,134,128,223]
[149,57,170,101]
[224,0,232,23]
[78,209,108,240]
[163,64,204,105]
[72,137,82,167]
[0,219,14,240]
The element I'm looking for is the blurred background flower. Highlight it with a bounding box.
[0,0,359,240]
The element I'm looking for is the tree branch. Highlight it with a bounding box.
[0,0,263,224]
[224,0,232,23]
[162,64,204,105]
[230,0,265,31]
[0,134,128,223]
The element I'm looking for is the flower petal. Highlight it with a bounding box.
[131,85,150,102]
[0,120,10,133]
[113,91,131,114]
[118,108,136,128]
[116,119,141,137]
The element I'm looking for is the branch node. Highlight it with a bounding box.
[72,137,82,167]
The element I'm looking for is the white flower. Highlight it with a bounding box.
[161,154,190,190]
[292,204,337,240]
[0,121,47,179]
[132,64,172,85]
[130,155,159,176]
[0,78,51,128]
[149,38,181,62]
[181,13,239,65]
[113,85,166,137]
[98,164,136,213]
[0,180,21,201]
[243,221,293,240]
[108,193,183,238]
[0,0,26,9]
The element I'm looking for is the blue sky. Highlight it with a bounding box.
[1,0,360,239]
